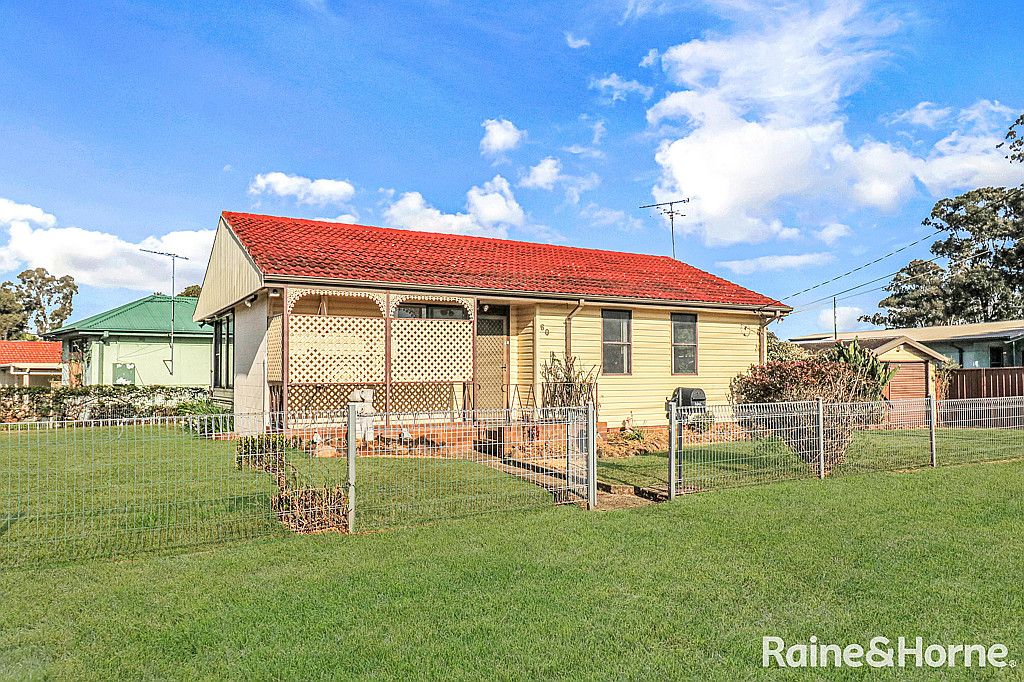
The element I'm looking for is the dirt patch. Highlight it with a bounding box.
[598,429,670,458]
[595,490,656,510]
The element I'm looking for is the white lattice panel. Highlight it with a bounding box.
[389,294,474,318]
[391,319,473,382]
[288,314,386,383]
[267,315,283,382]
[286,286,387,315]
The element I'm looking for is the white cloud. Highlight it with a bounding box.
[591,119,607,145]
[561,145,604,158]
[639,48,659,68]
[382,175,524,238]
[817,305,866,332]
[0,197,213,290]
[590,73,654,103]
[581,203,644,232]
[0,198,57,229]
[313,213,360,224]
[480,118,525,157]
[565,32,590,49]
[887,101,952,128]
[518,157,598,203]
[717,252,834,275]
[465,175,525,227]
[520,157,563,190]
[248,171,356,205]
[647,2,1022,246]
[815,222,852,245]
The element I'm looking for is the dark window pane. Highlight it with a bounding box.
[603,344,628,374]
[395,305,424,318]
[602,310,630,343]
[673,345,697,374]
[672,314,697,344]
[427,305,467,319]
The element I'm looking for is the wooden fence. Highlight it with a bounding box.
[945,368,1024,399]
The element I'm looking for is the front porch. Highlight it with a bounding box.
[267,285,594,416]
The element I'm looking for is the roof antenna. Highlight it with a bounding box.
[640,198,689,260]
[140,248,190,376]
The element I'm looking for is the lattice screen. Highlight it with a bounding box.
[289,383,385,413]
[388,294,474,318]
[390,319,473,382]
[288,314,386,384]
[286,286,387,315]
[267,315,283,382]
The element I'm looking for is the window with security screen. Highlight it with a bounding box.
[671,313,697,374]
[602,310,631,375]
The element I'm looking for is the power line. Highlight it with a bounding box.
[783,228,943,301]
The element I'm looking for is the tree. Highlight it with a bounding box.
[0,284,28,340]
[863,186,1024,327]
[15,267,78,335]
[859,259,949,327]
[1002,112,1024,164]
[177,284,202,297]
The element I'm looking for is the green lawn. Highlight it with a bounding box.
[1,460,1022,679]
[599,426,1024,491]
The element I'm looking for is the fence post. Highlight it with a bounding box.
[587,402,597,510]
[668,401,678,501]
[816,397,825,479]
[346,402,357,533]
[928,395,937,467]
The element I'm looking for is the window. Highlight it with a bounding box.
[671,313,698,374]
[990,346,1005,368]
[394,304,468,319]
[212,313,234,389]
[602,310,631,375]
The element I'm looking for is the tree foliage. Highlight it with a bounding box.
[14,267,78,335]
[177,284,202,297]
[766,330,809,362]
[0,284,28,340]
[1003,112,1024,164]
[863,186,1024,327]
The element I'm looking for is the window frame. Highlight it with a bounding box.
[671,313,699,376]
[990,346,1005,368]
[601,309,632,376]
[212,312,234,389]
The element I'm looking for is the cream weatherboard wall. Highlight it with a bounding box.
[193,219,263,322]
[532,302,763,426]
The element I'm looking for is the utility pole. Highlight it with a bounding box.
[833,296,838,339]
[640,198,689,260]
[141,248,190,376]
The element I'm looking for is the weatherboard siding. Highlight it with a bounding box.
[194,220,263,321]
[531,303,763,426]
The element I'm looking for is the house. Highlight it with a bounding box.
[791,319,1024,369]
[791,336,948,400]
[193,212,790,429]
[0,341,62,387]
[46,295,213,386]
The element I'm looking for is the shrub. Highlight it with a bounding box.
[235,434,308,472]
[540,353,597,408]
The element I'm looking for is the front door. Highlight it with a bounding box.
[475,311,509,410]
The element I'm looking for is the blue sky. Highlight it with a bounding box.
[1,0,1022,337]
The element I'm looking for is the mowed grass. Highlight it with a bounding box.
[0,460,1022,680]
[599,426,1024,490]
[1,425,559,564]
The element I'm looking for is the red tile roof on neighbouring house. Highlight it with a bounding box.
[0,341,62,365]
[222,212,788,310]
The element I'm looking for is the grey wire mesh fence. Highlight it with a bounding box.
[1,405,596,567]
[668,396,1024,497]
[350,405,595,532]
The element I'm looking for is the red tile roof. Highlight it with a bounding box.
[0,341,61,365]
[222,212,787,310]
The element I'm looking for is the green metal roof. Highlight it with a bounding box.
[47,295,212,338]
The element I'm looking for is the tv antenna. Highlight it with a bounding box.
[639,198,689,259]
[140,248,190,376]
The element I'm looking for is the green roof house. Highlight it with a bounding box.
[46,295,213,386]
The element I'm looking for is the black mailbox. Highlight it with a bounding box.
[671,387,706,408]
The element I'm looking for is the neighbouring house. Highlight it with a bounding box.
[0,341,62,387]
[193,212,790,429]
[46,295,213,386]
[792,319,1024,369]
[791,336,948,400]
